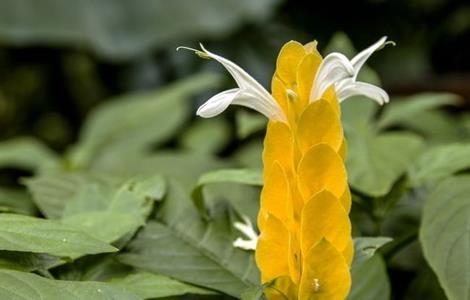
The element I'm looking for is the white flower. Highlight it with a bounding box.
[177,44,286,123]
[310,36,391,105]
[232,215,258,251]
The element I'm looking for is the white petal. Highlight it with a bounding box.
[310,52,355,101]
[234,216,258,241]
[194,44,286,122]
[233,238,257,251]
[196,88,240,118]
[350,36,387,79]
[337,81,389,105]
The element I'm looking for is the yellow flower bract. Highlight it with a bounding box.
[255,41,353,299]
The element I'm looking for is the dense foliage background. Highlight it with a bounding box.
[0,0,469,299]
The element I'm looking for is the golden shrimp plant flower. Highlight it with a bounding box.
[180,37,390,300]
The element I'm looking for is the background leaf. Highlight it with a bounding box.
[420,176,470,300]
[110,272,216,299]
[192,168,262,218]
[407,143,470,187]
[69,73,220,167]
[0,138,59,172]
[0,214,116,257]
[0,0,281,60]
[348,255,391,300]
[347,132,424,196]
[377,92,461,129]
[118,180,259,298]
[0,269,140,300]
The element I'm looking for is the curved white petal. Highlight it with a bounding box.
[310,52,355,101]
[232,216,258,251]
[350,36,388,79]
[187,44,286,122]
[337,81,389,105]
[196,88,240,118]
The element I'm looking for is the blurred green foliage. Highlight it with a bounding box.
[0,1,469,299]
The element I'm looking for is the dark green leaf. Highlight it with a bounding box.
[347,132,424,196]
[408,143,470,187]
[0,0,280,60]
[0,269,140,300]
[352,237,393,267]
[0,214,116,257]
[110,272,216,299]
[348,255,390,300]
[118,180,259,298]
[0,188,37,215]
[0,138,59,172]
[0,251,60,272]
[420,176,470,300]
[192,169,262,218]
[378,92,461,129]
[69,73,220,167]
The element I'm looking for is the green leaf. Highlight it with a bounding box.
[377,92,461,129]
[91,151,231,190]
[0,188,37,215]
[347,132,424,196]
[0,269,140,300]
[348,255,391,300]
[0,251,60,272]
[61,175,165,243]
[24,173,104,219]
[0,214,116,257]
[110,272,216,299]
[241,285,266,300]
[407,143,470,187]
[352,237,393,267]
[192,168,263,218]
[0,138,59,172]
[420,176,470,300]
[69,73,221,167]
[179,118,231,154]
[0,0,280,60]
[236,110,267,139]
[118,180,259,298]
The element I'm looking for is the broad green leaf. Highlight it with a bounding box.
[180,118,231,154]
[347,132,424,196]
[0,137,59,172]
[420,176,470,300]
[0,251,60,272]
[0,187,37,215]
[352,237,393,267]
[348,255,390,300]
[24,173,107,219]
[92,151,231,191]
[377,92,461,129]
[389,109,466,143]
[341,97,379,135]
[0,269,139,300]
[192,168,263,218]
[0,0,280,60]
[110,272,216,299]
[236,110,267,139]
[0,214,116,257]
[61,175,165,243]
[241,285,266,300]
[408,143,470,187]
[69,73,220,167]
[55,254,131,282]
[118,180,259,298]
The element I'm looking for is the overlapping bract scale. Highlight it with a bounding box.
[257,40,353,299]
